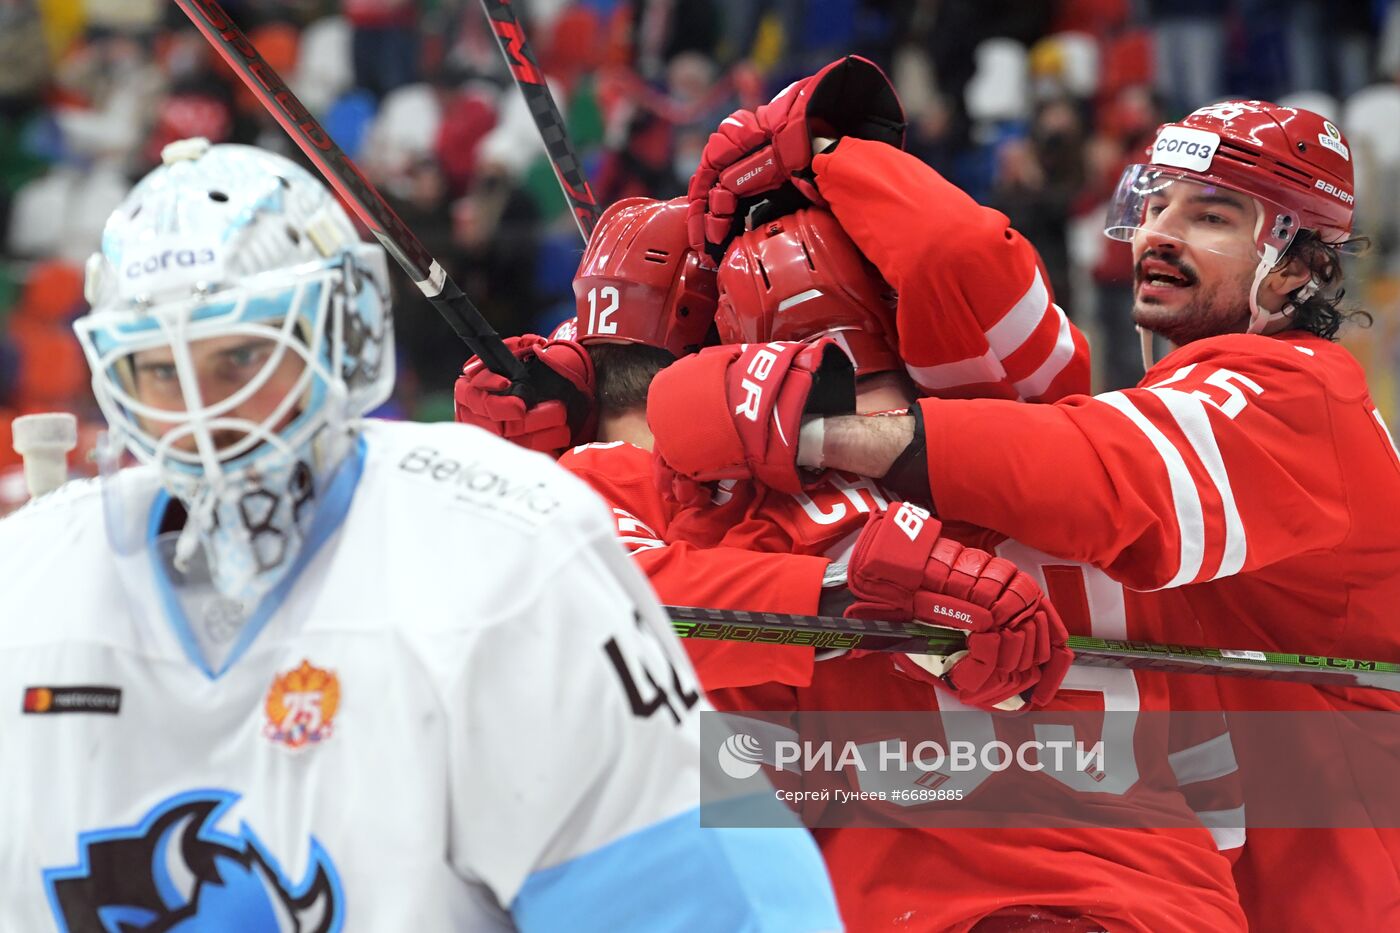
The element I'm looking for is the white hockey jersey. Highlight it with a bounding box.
[0,419,839,932]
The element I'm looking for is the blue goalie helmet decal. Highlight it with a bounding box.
[43,789,344,933]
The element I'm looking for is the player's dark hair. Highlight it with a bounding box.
[1283,230,1372,341]
[588,343,677,418]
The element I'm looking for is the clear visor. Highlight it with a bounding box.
[1104,164,1300,261]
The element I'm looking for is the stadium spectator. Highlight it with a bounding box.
[1147,0,1227,116]
[990,97,1085,313]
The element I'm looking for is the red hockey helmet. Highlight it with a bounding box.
[1105,100,1355,332]
[716,207,899,376]
[569,196,718,357]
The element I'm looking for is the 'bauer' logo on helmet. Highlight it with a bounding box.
[1314,178,1355,205]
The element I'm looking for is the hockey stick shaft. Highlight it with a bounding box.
[665,605,1400,694]
[174,0,528,387]
[478,0,601,243]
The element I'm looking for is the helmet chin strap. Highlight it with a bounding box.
[1138,325,1156,374]
[1247,244,1288,335]
[1247,236,1317,336]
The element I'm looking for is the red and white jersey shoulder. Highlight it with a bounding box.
[558,441,673,556]
[812,137,1090,403]
[1091,332,1372,589]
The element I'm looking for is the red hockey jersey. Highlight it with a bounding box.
[916,331,1400,929]
[627,129,1244,927]
[665,473,1246,932]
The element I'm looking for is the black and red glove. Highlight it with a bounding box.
[646,339,855,505]
[687,55,905,261]
[453,334,596,453]
[844,502,1072,711]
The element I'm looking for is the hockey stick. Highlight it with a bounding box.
[666,605,1400,694]
[174,0,528,388]
[477,0,601,242]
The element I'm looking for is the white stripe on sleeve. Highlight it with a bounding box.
[617,536,666,552]
[1097,391,1206,588]
[905,348,1006,392]
[1373,407,1400,458]
[986,267,1051,360]
[1011,304,1076,400]
[1148,388,1247,580]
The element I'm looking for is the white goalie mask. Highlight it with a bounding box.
[75,138,394,603]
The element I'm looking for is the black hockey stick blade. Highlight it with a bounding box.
[478,0,601,242]
[665,605,1400,694]
[174,0,529,388]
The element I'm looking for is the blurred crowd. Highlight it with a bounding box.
[4,0,1400,495]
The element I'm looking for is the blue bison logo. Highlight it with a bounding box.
[43,789,342,932]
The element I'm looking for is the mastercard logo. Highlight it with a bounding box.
[23,687,53,713]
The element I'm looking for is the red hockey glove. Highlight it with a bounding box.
[845,503,1072,711]
[686,55,905,261]
[647,338,855,505]
[454,334,596,453]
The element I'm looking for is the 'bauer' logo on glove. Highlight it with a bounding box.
[844,504,1072,711]
[647,338,855,504]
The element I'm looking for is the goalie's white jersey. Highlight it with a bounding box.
[0,419,838,932]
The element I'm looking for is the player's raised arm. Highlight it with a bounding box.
[810,138,1090,403]
[906,338,1359,590]
[684,54,1088,403]
[445,500,841,932]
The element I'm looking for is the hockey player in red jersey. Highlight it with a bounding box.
[454,64,1247,925]
[650,201,1246,931]
[453,195,1066,702]
[673,74,1400,929]
[454,196,846,690]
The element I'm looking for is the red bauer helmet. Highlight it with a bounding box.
[1105,99,1356,333]
[716,207,899,376]
[567,196,718,357]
